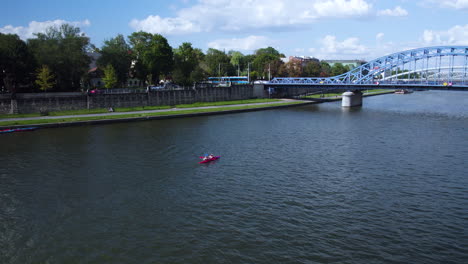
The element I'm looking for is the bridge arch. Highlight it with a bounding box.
[270,46,468,87]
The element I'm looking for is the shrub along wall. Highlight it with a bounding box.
[0,85,255,114]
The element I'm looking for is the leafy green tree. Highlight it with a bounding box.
[97,34,132,87]
[249,70,259,81]
[229,51,245,75]
[242,54,256,77]
[173,42,205,86]
[190,48,206,82]
[303,58,321,77]
[331,63,348,76]
[128,31,173,85]
[0,33,35,93]
[27,24,91,91]
[35,65,55,91]
[190,66,206,84]
[203,48,234,76]
[320,61,331,77]
[253,55,282,79]
[255,47,284,58]
[251,47,284,79]
[102,64,118,88]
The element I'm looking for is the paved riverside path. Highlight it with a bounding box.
[0,99,311,122]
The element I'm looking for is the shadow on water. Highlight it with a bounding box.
[341,106,363,114]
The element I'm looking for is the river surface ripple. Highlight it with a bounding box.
[1,90,467,264]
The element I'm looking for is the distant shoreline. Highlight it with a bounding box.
[0,101,314,130]
[0,91,395,131]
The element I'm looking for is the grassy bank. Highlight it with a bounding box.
[0,101,303,127]
[301,89,392,99]
[0,99,280,119]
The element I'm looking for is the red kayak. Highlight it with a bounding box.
[0,127,38,134]
[199,156,221,164]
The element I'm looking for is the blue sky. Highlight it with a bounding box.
[1,0,468,60]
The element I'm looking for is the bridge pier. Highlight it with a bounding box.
[342,90,362,107]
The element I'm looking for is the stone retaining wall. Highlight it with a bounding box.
[0,85,254,114]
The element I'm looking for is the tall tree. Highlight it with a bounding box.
[102,64,118,88]
[203,48,233,76]
[97,34,132,87]
[251,47,284,79]
[0,33,35,93]
[173,42,205,86]
[128,31,173,85]
[28,24,91,91]
[255,47,284,58]
[331,63,348,76]
[35,65,55,91]
[229,51,245,75]
[303,58,321,77]
[320,61,332,77]
[243,54,256,79]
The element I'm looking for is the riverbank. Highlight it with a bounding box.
[0,90,394,130]
[0,100,314,130]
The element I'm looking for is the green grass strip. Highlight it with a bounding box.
[176,99,279,108]
[302,93,342,98]
[363,89,392,93]
[0,99,279,119]
[0,101,305,127]
[301,89,392,98]
[49,105,172,116]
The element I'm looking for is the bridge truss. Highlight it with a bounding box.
[268,46,468,87]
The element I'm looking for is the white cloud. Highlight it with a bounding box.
[0,19,91,40]
[307,24,468,61]
[130,0,373,35]
[377,6,409,16]
[376,32,385,41]
[312,0,372,18]
[421,24,468,45]
[424,0,468,9]
[207,35,272,51]
[317,35,368,58]
[129,15,201,35]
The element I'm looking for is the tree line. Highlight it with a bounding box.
[0,24,355,93]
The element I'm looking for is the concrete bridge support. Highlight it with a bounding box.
[342,91,362,107]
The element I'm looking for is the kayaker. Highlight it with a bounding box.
[208,154,214,159]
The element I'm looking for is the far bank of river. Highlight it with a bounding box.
[0,90,393,130]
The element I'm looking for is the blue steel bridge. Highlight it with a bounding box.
[266,46,468,91]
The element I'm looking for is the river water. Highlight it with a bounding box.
[1,90,467,264]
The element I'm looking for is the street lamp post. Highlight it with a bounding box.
[268,63,271,81]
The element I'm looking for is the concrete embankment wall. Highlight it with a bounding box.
[0,85,254,114]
